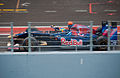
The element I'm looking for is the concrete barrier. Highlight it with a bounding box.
[0,52,120,78]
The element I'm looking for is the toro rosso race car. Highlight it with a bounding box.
[7,21,117,51]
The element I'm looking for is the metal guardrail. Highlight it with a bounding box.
[0,21,119,52]
[27,21,93,52]
[0,22,13,52]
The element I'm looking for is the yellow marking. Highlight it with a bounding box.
[0,9,28,13]
[2,9,15,11]
[16,0,20,8]
[0,3,4,5]
[0,12,28,13]
[15,9,27,11]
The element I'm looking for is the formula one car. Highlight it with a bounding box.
[7,21,117,51]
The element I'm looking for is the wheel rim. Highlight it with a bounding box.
[24,39,38,51]
[99,40,107,50]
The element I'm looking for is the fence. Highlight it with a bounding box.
[0,21,120,52]
[0,22,13,52]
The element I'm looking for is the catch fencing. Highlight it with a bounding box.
[0,21,120,52]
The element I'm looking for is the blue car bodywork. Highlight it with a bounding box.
[7,21,118,51]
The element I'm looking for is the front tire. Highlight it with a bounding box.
[22,37,39,51]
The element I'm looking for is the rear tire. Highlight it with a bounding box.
[96,36,107,51]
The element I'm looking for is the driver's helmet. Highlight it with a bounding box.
[68,21,73,30]
[68,21,73,25]
[51,25,55,28]
[60,27,65,32]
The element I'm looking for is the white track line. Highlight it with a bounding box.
[0,26,28,28]
[104,10,117,12]
[44,11,57,13]
[0,25,102,28]
[0,25,120,28]
[75,10,88,12]
[0,34,9,35]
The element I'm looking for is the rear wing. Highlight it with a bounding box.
[102,21,117,44]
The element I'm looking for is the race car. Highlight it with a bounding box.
[7,21,117,51]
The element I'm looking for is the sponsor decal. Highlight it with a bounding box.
[61,38,82,46]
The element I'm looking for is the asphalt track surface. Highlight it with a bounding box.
[0,0,120,25]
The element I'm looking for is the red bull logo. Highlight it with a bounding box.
[61,38,82,46]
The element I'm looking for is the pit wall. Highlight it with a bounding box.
[0,52,120,78]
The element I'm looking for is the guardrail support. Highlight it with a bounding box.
[90,21,93,51]
[108,21,111,51]
[10,22,14,52]
[28,22,31,52]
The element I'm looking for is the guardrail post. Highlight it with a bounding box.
[75,45,78,52]
[10,22,14,52]
[28,22,31,52]
[108,21,111,51]
[90,21,93,51]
